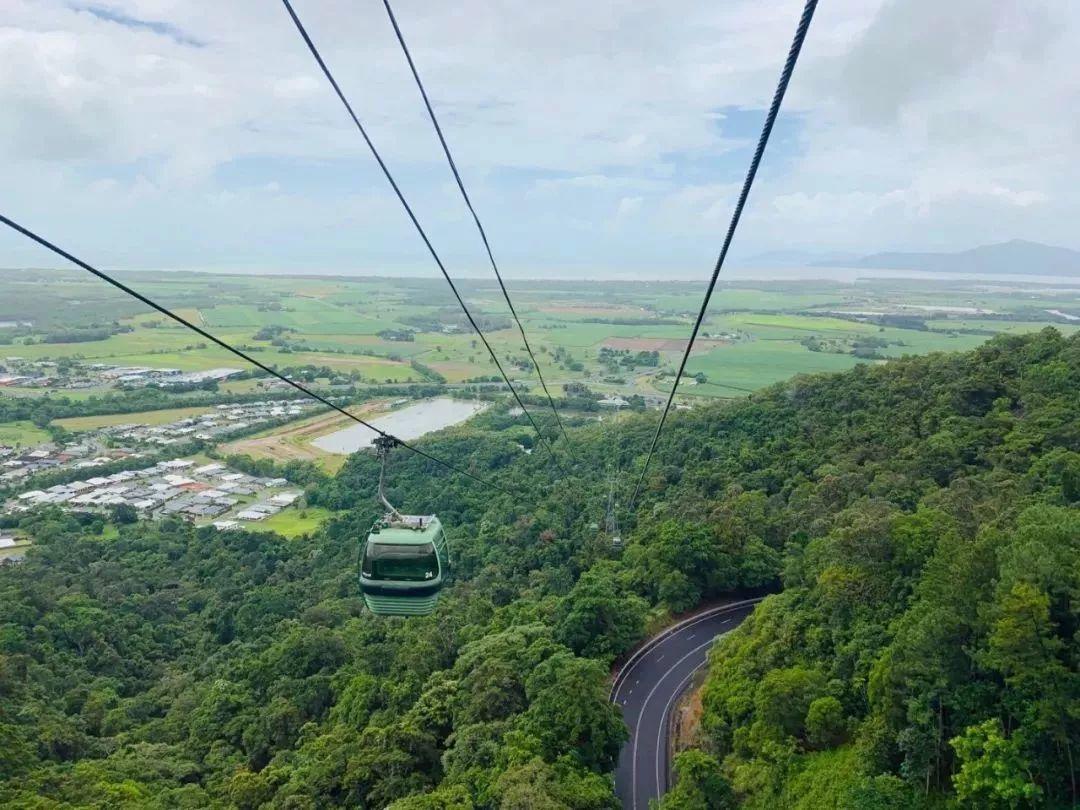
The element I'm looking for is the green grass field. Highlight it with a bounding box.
[4,326,423,381]
[53,406,217,432]
[684,341,863,392]
[924,318,1080,336]
[258,507,335,538]
[0,421,52,447]
[0,386,117,400]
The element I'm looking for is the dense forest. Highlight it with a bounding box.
[1,329,1077,808]
[676,329,1080,809]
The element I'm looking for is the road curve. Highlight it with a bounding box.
[611,600,759,810]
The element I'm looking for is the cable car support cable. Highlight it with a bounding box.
[278,0,567,473]
[627,0,818,511]
[0,213,513,497]
[373,435,404,521]
[381,0,573,453]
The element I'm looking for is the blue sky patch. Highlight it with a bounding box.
[76,4,205,48]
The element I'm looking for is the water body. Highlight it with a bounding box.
[1047,309,1079,321]
[313,397,488,455]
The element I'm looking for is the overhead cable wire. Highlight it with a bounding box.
[628,0,818,511]
[380,0,573,452]
[0,213,513,497]
[278,0,566,472]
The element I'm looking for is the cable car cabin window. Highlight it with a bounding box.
[363,541,439,582]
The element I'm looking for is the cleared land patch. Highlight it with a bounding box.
[429,361,491,383]
[53,406,216,432]
[218,403,389,472]
[258,507,335,537]
[0,421,52,447]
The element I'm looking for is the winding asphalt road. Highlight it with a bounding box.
[611,600,759,810]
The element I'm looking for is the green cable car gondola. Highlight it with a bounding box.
[359,436,450,616]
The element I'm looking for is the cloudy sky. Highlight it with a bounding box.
[1,0,1078,278]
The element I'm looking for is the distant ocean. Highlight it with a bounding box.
[154,263,1080,287]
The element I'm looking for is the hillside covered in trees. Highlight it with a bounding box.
[665,328,1080,809]
[1,328,1077,808]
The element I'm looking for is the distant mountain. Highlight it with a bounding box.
[820,239,1080,277]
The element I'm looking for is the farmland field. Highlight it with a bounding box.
[2,268,1079,413]
[684,341,863,393]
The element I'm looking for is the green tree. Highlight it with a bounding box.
[492,757,619,810]
[387,784,475,809]
[980,579,1077,801]
[805,696,847,749]
[111,502,138,524]
[951,719,1041,808]
[839,774,918,809]
[659,750,735,810]
[754,667,826,739]
[519,651,626,771]
[555,561,647,662]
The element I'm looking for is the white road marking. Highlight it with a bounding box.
[611,608,745,702]
[655,667,703,798]
[610,607,754,808]
[630,638,716,810]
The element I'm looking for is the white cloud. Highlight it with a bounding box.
[1,0,1077,274]
[271,75,322,101]
[615,195,643,220]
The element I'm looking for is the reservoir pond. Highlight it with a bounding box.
[312,397,488,455]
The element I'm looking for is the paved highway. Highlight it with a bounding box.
[611,600,759,810]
